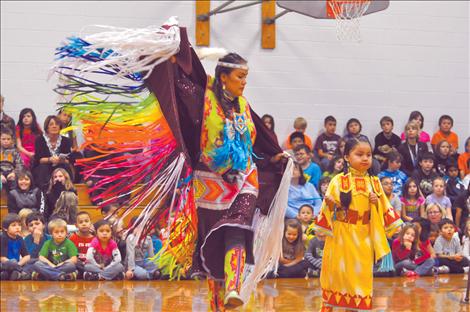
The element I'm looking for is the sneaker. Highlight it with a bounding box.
[307,268,319,278]
[437,265,450,274]
[83,272,99,281]
[31,271,40,281]
[65,271,78,281]
[10,271,30,281]
[404,271,419,277]
[9,271,21,281]
[0,271,9,280]
[152,269,162,280]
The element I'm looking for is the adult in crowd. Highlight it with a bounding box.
[425,203,446,232]
[286,162,322,218]
[32,115,73,191]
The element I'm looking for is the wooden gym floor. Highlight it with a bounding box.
[1,274,469,311]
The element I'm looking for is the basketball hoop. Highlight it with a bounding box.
[327,0,371,41]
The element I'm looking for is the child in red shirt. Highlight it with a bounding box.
[392,223,434,277]
[69,211,94,278]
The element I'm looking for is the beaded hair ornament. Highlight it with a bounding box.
[217,61,249,71]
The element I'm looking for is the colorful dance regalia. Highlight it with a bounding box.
[52,17,292,308]
[313,168,402,311]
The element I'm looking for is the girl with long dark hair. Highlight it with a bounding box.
[314,137,403,311]
[16,108,42,169]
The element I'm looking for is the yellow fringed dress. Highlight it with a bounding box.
[313,169,402,310]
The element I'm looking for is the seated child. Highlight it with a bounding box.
[51,189,79,227]
[0,213,32,280]
[431,115,459,155]
[101,203,126,260]
[125,217,161,280]
[400,179,425,222]
[284,117,313,151]
[378,151,407,197]
[297,204,314,243]
[458,137,470,179]
[444,160,466,206]
[69,211,94,278]
[314,116,341,169]
[43,168,77,222]
[24,212,51,260]
[0,128,23,191]
[295,144,322,188]
[373,116,401,165]
[149,226,163,256]
[277,219,308,278]
[102,203,125,239]
[318,176,331,200]
[433,218,469,273]
[380,177,402,214]
[33,218,78,280]
[83,220,124,281]
[285,131,306,158]
[322,156,344,179]
[7,170,41,214]
[412,217,436,268]
[398,121,429,177]
[18,208,33,237]
[343,118,369,142]
[425,177,453,221]
[411,152,437,198]
[305,231,325,275]
[392,224,434,277]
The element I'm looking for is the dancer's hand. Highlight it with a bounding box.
[324,195,336,209]
[369,192,378,205]
[270,152,289,164]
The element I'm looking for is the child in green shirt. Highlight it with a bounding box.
[33,218,78,280]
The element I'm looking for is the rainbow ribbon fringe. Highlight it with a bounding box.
[52,20,196,278]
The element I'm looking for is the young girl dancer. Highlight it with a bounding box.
[314,137,402,311]
[16,108,42,169]
[400,178,425,222]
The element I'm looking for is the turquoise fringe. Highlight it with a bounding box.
[211,121,253,173]
[377,252,395,272]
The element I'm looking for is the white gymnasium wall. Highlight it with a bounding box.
[1,1,469,151]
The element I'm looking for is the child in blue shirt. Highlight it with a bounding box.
[378,151,408,196]
[0,213,32,280]
[23,212,51,259]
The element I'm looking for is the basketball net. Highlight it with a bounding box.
[327,0,371,42]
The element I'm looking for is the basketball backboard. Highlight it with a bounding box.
[276,0,389,19]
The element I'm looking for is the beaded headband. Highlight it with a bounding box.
[217,61,249,71]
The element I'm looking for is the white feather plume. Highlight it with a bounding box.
[195,47,228,61]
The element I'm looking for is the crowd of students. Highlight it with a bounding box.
[1,93,470,282]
